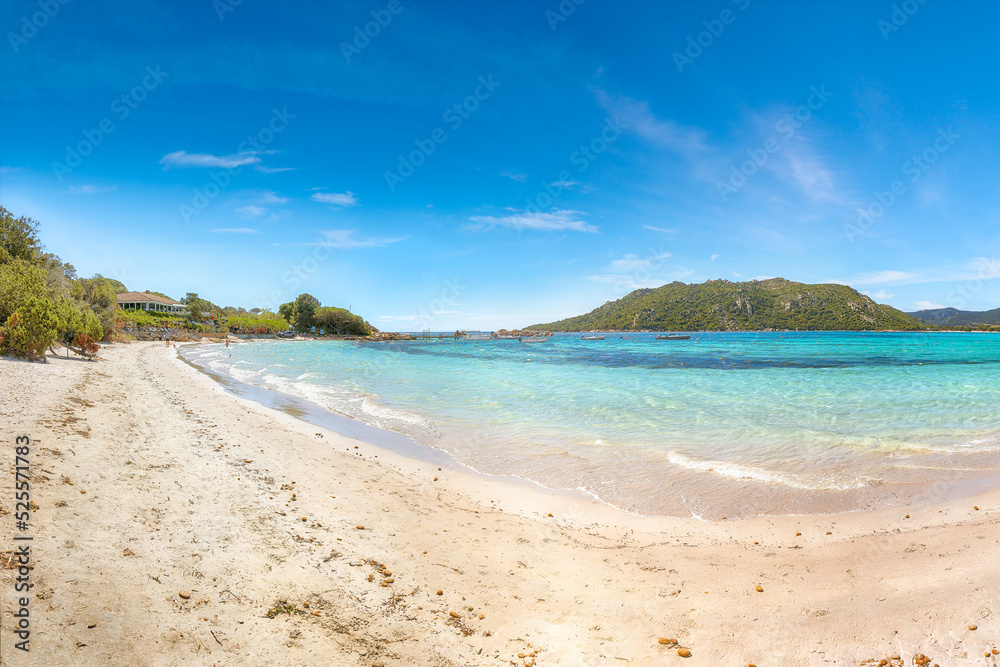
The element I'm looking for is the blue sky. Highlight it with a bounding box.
[2,0,998,330]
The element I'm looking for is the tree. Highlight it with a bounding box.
[0,259,48,323]
[0,206,43,265]
[313,306,370,335]
[70,276,120,340]
[292,293,320,331]
[278,301,295,324]
[0,297,60,361]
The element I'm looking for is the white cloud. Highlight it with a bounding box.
[710,254,720,261]
[235,205,267,218]
[468,209,598,233]
[643,225,677,235]
[311,191,359,207]
[258,191,289,204]
[551,179,580,189]
[867,289,895,300]
[783,144,839,202]
[310,229,406,249]
[378,311,461,322]
[595,89,707,157]
[68,184,117,194]
[608,252,671,272]
[914,300,946,310]
[255,165,296,174]
[160,150,264,169]
[210,227,259,234]
[848,270,920,285]
[501,170,528,182]
[586,256,688,290]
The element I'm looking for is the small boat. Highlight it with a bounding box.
[581,335,605,340]
[519,336,552,343]
[656,334,691,340]
[465,333,492,340]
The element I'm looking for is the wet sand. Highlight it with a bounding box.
[1,341,998,665]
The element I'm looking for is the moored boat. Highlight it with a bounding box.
[656,334,691,340]
[520,336,552,343]
[581,335,605,340]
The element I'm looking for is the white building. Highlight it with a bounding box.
[116,291,187,314]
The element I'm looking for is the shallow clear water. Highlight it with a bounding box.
[181,332,1000,518]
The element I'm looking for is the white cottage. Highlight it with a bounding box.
[116,290,187,314]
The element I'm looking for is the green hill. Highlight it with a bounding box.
[530,278,927,332]
[907,307,1000,327]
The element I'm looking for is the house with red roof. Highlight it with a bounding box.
[116,290,187,314]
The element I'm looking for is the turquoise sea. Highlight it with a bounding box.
[180,332,1000,519]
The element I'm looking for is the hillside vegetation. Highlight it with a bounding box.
[531,278,927,332]
[907,307,1000,327]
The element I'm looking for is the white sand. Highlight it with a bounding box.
[1,341,998,666]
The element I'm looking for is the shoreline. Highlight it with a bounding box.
[182,334,1000,522]
[1,342,998,665]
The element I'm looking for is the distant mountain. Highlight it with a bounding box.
[907,307,1000,327]
[530,278,926,332]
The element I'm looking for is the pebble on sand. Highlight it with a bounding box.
[356,525,365,530]
[436,590,443,595]
[677,648,692,657]
[179,591,191,600]
[968,624,977,630]
[449,611,461,618]
[755,585,764,592]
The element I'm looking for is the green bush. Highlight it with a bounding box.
[0,297,60,361]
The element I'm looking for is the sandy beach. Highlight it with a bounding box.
[1,341,998,666]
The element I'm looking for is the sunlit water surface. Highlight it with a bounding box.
[181,332,1000,518]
